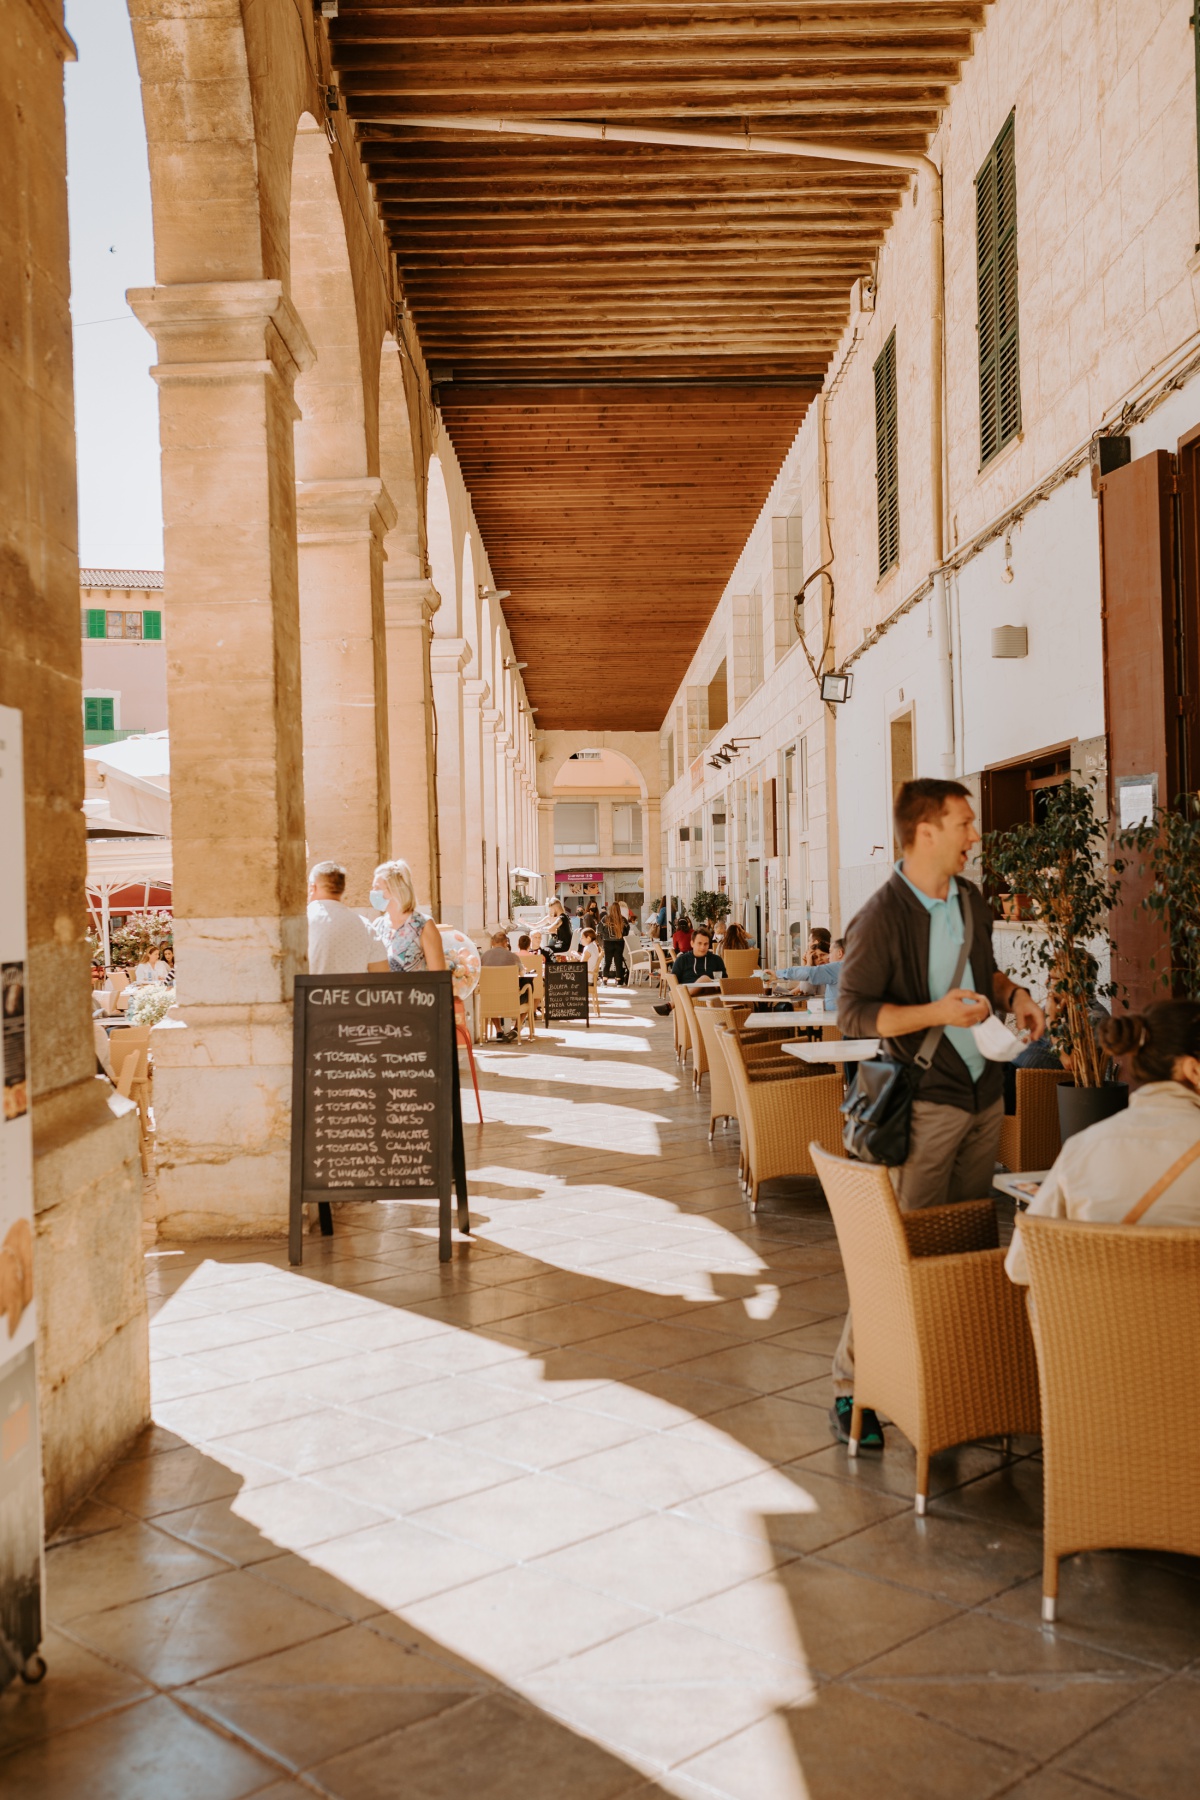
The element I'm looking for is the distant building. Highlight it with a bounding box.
[80,570,166,744]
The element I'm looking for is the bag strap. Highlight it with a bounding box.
[1121,1137,1200,1225]
[913,926,973,1071]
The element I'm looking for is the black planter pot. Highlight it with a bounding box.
[1057,1082,1129,1143]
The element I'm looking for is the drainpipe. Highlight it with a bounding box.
[379,113,950,760]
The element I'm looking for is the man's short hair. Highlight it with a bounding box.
[693,927,712,943]
[832,938,845,953]
[490,931,509,947]
[309,860,346,897]
[893,778,972,849]
[809,927,831,950]
[517,934,531,950]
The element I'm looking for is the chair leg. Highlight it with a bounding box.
[848,1403,863,1458]
[914,1449,930,1515]
[1042,1554,1059,1624]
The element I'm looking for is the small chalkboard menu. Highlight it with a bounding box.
[289,971,468,1265]
[544,958,590,1026]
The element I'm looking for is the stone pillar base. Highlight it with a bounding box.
[35,1081,148,1533]
[151,1003,295,1240]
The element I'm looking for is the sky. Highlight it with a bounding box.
[65,0,162,570]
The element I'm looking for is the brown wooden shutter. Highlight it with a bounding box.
[1099,450,1175,1008]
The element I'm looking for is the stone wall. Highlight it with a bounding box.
[4,0,147,1529]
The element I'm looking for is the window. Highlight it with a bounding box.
[553,801,599,854]
[874,330,899,577]
[707,660,728,735]
[612,803,642,855]
[84,608,106,638]
[977,111,1021,464]
[106,611,125,638]
[786,495,805,639]
[143,611,162,640]
[747,582,763,693]
[84,696,115,732]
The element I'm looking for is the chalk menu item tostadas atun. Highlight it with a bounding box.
[289,971,469,1265]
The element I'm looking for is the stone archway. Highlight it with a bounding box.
[291,113,393,903]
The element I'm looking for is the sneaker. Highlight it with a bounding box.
[830,1396,884,1449]
[653,1002,672,1016]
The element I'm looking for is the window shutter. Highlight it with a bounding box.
[977,113,1021,464]
[874,331,899,577]
[142,610,162,640]
[85,609,107,638]
[84,698,99,731]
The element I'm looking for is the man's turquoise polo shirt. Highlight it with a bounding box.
[894,861,985,1082]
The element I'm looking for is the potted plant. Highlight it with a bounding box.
[983,780,1125,1138]
[689,889,731,935]
[1114,793,1200,998]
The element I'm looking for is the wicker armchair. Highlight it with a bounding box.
[722,948,761,979]
[673,979,708,1090]
[653,943,672,995]
[999,1068,1071,1171]
[717,1027,842,1208]
[691,1000,739,1138]
[719,976,764,997]
[809,1145,1041,1514]
[1020,1215,1200,1622]
[664,973,690,1066]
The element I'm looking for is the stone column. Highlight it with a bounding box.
[429,634,469,927]
[384,575,439,907]
[537,799,555,905]
[461,678,489,931]
[295,476,396,903]
[482,708,503,925]
[129,279,314,1237]
[644,796,662,902]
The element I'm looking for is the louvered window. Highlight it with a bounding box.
[976,112,1021,464]
[874,331,899,578]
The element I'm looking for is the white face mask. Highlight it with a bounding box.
[369,889,389,913]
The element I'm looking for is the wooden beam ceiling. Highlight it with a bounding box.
[329,1,987,729]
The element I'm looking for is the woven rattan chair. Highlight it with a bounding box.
[719,976,764,997]
[722,948,761,979]
[692,999,737,1136]
[809,1144,1041,1514]
[653,943,672,996]
[999,1068,1071,1171]
[674,980,708,1091]
[664,972,690,1064]
[717,1026,843,1208]
[1020,1215,1200,1622]
[476,967,536,1043]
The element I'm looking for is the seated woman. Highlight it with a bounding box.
[1005,1001,1200,1285]
[672,915,693,956]
[721,920,752,952]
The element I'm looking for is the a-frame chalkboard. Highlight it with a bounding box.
[289,971,468,1265]
[543,958,590,1026]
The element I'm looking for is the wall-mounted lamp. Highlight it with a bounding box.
[820,670,854,705]
[1001,533,1014,584]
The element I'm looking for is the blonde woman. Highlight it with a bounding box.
[370,860,446,973]
[534,897,573,959]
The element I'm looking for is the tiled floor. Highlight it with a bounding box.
[6,987,1200,1798]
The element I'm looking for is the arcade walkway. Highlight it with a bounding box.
[8,991,1198,1799]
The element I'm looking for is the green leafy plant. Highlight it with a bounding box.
[982,781,1121,1088]
[510,887,533,910]
[689,889,731,931]
[1114,794,1200,999]
[125,983,176,1027]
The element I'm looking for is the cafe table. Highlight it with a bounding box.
[992,1168,1049,1210]
[781,1037,881,1062]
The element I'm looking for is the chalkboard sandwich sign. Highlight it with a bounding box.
[544,957,590,1026]
[290,971,468,1265]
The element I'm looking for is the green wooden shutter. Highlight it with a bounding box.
[874,330,899,577]
[142,610,162,640]
[977,112,1021,464]
[84,698,99,731]
[84,697,114,732]
[85,609,106,638]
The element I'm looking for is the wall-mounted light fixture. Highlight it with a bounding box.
[820,670,854,705]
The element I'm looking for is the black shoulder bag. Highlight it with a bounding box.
[840,932,972,1166]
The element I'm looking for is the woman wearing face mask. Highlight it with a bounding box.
[369,860,446,973]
